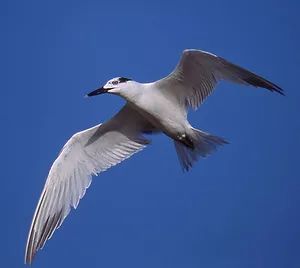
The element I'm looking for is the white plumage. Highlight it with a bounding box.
[25,49,283,264]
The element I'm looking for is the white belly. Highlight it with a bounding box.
[131,90,189,138]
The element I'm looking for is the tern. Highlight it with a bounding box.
[25,49,283,264]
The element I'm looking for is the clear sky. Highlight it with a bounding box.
[1,0,299,267]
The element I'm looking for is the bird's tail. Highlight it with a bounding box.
[174,127,228,171]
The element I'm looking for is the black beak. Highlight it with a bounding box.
[86,87,110,97]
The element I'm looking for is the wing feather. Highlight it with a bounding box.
[155,49,283,110]
[25,104,155,264]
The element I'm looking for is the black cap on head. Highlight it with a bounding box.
[118,77,132,83]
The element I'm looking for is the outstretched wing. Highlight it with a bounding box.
[155,49,283,110]
[25,104,155,264]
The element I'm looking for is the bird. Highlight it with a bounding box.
[25,49,283,264]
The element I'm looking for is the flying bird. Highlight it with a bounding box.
[25,49,283,264]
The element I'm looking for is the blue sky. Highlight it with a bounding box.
[1,0,299,267]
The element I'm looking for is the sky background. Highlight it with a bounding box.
[1,0,299,267]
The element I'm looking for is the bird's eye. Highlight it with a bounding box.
[112,81,118,85]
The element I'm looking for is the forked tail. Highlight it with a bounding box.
[174,127,228,171]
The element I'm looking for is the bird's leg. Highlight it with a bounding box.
[177,133,195,149]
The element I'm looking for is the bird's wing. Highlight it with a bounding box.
[155,49,283,110]
[25,104,154,264]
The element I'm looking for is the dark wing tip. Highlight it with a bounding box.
[218,56,285,96]
[25,209,64,265]
[243,76,284,96]
[25,230,38,265]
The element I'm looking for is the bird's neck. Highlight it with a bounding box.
[120,82,145,103]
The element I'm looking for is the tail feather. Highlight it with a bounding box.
[174,128,228,171]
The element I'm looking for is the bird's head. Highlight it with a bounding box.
[86,77,133,97]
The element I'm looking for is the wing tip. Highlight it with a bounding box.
[24,240,36,265]
[25,253,34,265]
[24,209,64,265]
[271,84,285,96]
[243,76,285,96]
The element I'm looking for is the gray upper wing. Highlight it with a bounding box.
[155,49,283,110]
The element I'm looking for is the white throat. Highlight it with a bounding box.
[117,81,144,102]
